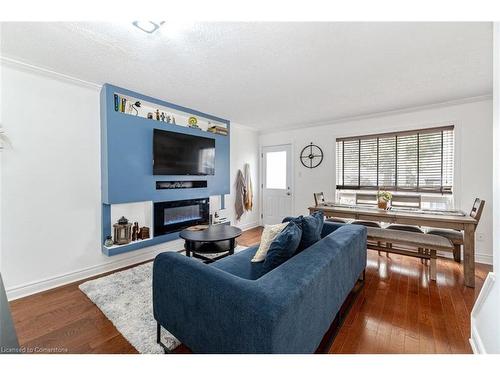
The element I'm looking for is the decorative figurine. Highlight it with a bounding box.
[113,216,132,245]
[139,227,150,240]
[188,116,198,126]
[155,109,160,121]
[147,112,153,120]
[172,116,176,125]
[129,101,141,116]
[166,115,171,124]
[132,222,139,241]
[160,112,166,122]
[104,235,113,247]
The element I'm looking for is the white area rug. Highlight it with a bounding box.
[79,246,247,354]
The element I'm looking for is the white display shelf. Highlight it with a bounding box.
[103,237,153,250]
[114,92,228,135]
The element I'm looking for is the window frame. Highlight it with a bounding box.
[335,125,454,194]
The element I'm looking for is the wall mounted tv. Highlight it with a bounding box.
[153,129,216,175]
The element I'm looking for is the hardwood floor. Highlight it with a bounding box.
[9,226,491,354]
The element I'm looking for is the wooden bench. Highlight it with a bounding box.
[366,227,454,280]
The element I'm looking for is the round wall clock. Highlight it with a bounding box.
[300,142,324,168]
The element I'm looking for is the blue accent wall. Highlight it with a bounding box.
[100,84,230,255]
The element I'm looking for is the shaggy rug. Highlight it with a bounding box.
[79,246,247,354]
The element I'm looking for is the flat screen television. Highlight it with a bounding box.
[153,129,215,175]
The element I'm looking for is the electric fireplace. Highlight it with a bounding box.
[153,198,209,236]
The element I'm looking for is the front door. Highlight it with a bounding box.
[262,144,293,225]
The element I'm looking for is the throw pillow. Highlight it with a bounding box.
[298,210,324,252]
[251,222,288,262]
[285,215,304,230]
[261,221,302,274]
[282,211,324,253]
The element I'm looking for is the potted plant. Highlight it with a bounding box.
[377,191,392,210]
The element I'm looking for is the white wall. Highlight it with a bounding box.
[226,123,260,229]
[261,99,493,264]
[0,60,259,300]
[493,24,500,276]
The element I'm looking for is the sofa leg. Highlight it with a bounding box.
[156,321,161,343]
[156,321,172,354]
[359,269,366,282]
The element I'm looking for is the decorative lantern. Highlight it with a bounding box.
[113,216,132,245]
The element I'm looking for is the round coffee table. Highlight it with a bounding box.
[179,225,243,263]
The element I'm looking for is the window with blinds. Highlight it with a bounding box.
[336,125,454,194]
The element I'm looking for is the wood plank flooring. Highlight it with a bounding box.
[9,226,491,354]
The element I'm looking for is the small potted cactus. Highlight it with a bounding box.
[377,191,392,210]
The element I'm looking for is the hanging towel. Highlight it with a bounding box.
[243,163,253,211]
[235,169,246,220]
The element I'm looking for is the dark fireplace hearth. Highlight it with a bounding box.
[153,198,209,236]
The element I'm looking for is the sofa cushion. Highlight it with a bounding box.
[251,222,288,262]
[212,246,265,280]
[261,221,302,274]
[283,211,324,252]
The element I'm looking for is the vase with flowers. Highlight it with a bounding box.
[377,191,392,210]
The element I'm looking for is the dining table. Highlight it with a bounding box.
[309,203,478,287]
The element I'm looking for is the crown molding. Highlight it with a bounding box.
[0,56,102,90]
[259,94,493,135]
[231,121,260,132]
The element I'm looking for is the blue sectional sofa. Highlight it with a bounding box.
[153,222,367,353]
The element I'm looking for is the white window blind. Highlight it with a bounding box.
[336,125,454,194]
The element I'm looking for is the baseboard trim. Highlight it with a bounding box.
[470,272,496,354]
[470,325,484,354]
[236,221,261,231]
[6,239,184,301]
[437,250,493,265]
[474,252,493,265]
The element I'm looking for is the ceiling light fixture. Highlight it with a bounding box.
[132,21,165,34]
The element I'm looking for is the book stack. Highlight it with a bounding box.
[207,125,228,136]
[113,94,127,113]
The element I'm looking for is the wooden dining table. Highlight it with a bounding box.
[309,204,478,287]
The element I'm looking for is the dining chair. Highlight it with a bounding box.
[391,194,422,209]
[313,192,325,206]
[351,220,383,255]
[427,198,485,263]
[352,193,383,253]
[352,193,382,228]
[386,194,424,233]
[313,192,347,224]
[385,194,425,260]
[355,193,378,206]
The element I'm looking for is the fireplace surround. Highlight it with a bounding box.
[153,198,209,236]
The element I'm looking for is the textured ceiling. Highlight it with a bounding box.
[0,22,493,131]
